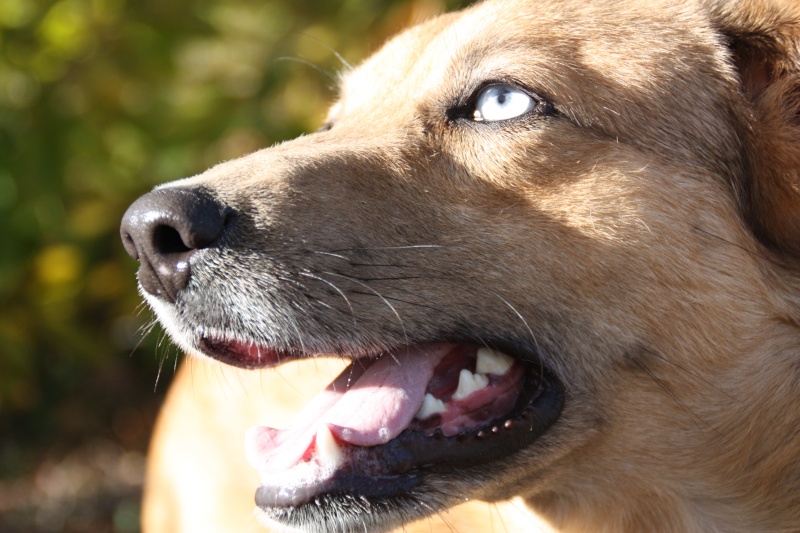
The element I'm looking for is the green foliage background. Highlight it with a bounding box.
[0,0,462,530]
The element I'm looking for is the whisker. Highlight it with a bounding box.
[135,317,158,338]
[315,249,451,273]
[630,357,712,432]
[349,290,459,321]
[350,287,494,352]
[275,56,338,83]
[644,348,740,403]
[328,244,443,253]
[348,262,417,268]
[299,270,358,327]
[322,271,409,360]
[314,251,351,261]
[507,498,545,532]
[134,300,152,318]
[341,275,447,282]
[490,501,510,533]
[693,226,780,266]
[315,252,418,269]
[154,331,171,392]
[129,316,159,359]
[492,293,544,381]
[286,315,309,360]
[413,499,455,533]
[289,31,353,71]
[432,510,457,533]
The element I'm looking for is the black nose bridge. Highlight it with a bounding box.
[120,187,229,302]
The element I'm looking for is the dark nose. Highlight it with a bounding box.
[120,187,230,302]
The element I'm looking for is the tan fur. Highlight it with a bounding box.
[140,0,800,531]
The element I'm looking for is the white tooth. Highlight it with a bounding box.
[315,425,345,470]
[452,369,489,401]
[475,347,515,376]
[416,393,447,420]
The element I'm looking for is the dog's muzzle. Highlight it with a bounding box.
[120,185,565,531]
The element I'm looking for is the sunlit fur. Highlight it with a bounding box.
[142,0,800,531]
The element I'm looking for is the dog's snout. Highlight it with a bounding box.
[120,187,230,302]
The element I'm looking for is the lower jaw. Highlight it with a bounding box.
[256,490,433,533]
[254,364,564,511]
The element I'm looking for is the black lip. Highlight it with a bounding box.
[255,364,564,512]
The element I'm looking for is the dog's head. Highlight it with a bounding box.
[122,0,800,531]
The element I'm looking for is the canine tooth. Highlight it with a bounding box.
[315,426,345,470]
[475,348,515,376]
[416,393,447,420]
[452,369,489,401]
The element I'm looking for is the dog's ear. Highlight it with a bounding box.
[711,0,800,256]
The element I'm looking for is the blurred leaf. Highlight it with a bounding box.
[35,245,84,287]
[0,0,466,527]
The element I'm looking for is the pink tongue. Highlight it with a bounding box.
[246,345,452,473]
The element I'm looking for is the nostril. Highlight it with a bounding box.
[121,231,140,261]
[153,224,192,256]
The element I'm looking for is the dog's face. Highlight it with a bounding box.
[123,0,800,531]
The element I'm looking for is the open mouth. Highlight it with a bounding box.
[198,338,564,513]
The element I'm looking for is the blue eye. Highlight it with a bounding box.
[473,84,536,122]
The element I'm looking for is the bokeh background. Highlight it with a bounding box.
[0,0,462,530]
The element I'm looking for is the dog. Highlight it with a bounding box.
[121,0,800,531]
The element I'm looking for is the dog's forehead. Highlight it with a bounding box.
[336,0,721,119]
[337,2,509,113]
